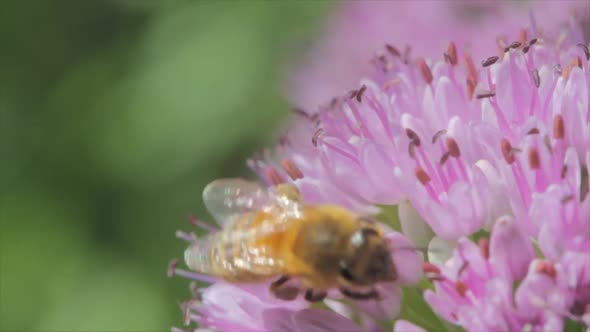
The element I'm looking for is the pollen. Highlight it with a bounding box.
[535,260,557,278]
[528,148,541,169]
[553,114,565,139]
[501,139,516,164]
[415,167,431,185]
[418,58,433,84]
[455,281,469,297]
[446,138,461,158]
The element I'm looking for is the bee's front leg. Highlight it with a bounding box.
[339,287,381,300]
[304,289,327,302]
[270,275,299,301]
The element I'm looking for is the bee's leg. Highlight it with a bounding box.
[304,289,327,302]
[270,275,299,301]
[340,287,381,300]
[276,183,302,202]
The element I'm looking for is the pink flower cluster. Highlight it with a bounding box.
[172,2,590,332]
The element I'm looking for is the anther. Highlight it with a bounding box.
[266,167,284,186]
[578,43,590,61]
[561,165,568,179]
[405,128,421,146]
[465,54,478,82]
[385,44,401,57]
[312,128,324,147]
[281,159,303,180]
[423,262,441,274]
[519,29,528,45]
[528,38,538,46]
[561,194,575,204]
[356,84,367,102]
[553,114,565,139]
[532,68,540,88]
[455,281,469,297]
[535,260,557,278]
[544,135,553,154]
[523,45,530,54]
[476,91,496,99]
[501,139,516,164]
[478,238,490,259]
[408,141,417,158]
[291,108,309,118]
[418,59,433,84]
[527,128,540,135]
[439,151,451,165]
[446,138,460,158]
[481,56,499,67]
[466,78,477,100]
[168,259,179,278]
[528,148,541,169]
[509,41,522,49]
[445,42,458,65]
[415,167,431,185]
[432,129,447,144]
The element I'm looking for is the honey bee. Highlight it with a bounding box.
[184,178,397,302]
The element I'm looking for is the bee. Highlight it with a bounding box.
[184,178,397,302]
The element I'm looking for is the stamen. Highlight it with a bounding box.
[528,148,541,169]
[432,129,447,144]
[481,56,499,67]
[476,91,496,99]
[445,42,458,65]
[553,114,565,139]
[528,38,538,46]
[405,128,421,146]
[535,260,557,278]
[176,230,197,243]
[523,45,530,54]
[281,159,303,180]
[439,151,451,165]
[455,281,469,297]
[446,138,460,158]
[501,139,516,164]
[189,215,218,232]
[312,128,324,147]
[544,135,553,154]
[266,167,284,186]
[561,194,575,204]
[478,238,490,259]
[519,29,528,45]
[356,84,367,102]
[561,165,568,179]
[578,43,590,61]
[418,59,433,84]
[532,68,540,88]
[509,41,522,49]
[291,108,309,118]
[465,54,478,82]
[423,262,441,274]
[385,44,401,57]
[408,140,417,158]
[415,167,431,185]
[527,128,540,135]
[168,259,179,278]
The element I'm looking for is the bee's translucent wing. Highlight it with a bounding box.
[184,213,290,279]
[203,178,302,227]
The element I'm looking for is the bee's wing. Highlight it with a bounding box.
[202,178,302,227]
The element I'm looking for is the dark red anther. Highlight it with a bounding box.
[481,56,499,67]
[535,260,557,278]
[455,281,469,297]
[528,38,538,46]
[519,29,528,45]
[553,114,565,139]
[561,165,568,179]
[281,159,303,180]
[532,68,540,88]
[432,129,447,144]
[423,262,441,274]
[501,139,516,164]
[466,78,477,100]
[408,141,417,158]
[523,45,530,54]
[356,84,367,102]
[168,259,179,278]
[476,91,496,99]
[465,54,478,83]
[385,44,401,57]
[418,58,433,84]
[561,194,575,204]
[405,128,421,146]
[312,128,324,147]
[266,167,284,186]
[478,238,490,259]
[528,148,541,169]
[527,128,540,135]
[578,43,590,61]
[445,42,458,65]
[415,168,431,185]
[439,151,451,165]
[446,138,460,158]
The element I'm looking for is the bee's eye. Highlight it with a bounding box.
[340,264,354,281]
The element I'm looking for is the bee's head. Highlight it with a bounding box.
[338,227,397,286]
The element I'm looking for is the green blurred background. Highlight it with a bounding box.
[0,1,332,331]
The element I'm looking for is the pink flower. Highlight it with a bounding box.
[288,0,588,110]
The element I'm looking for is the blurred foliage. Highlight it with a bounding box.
[0,1,332,330]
